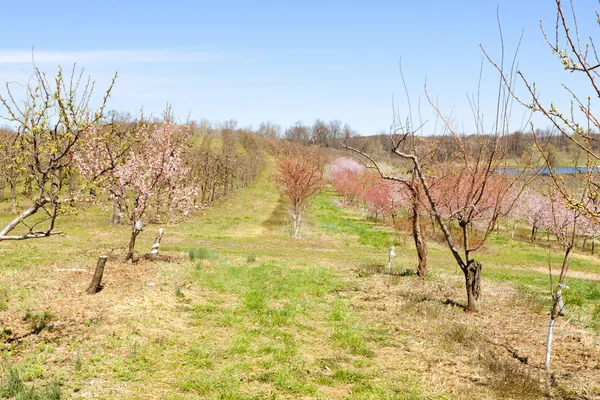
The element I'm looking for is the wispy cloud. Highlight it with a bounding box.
[0,49,227,64]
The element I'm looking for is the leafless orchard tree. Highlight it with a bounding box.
[485,0,600,368]
[347,46,527,311]
[343,133,430,278]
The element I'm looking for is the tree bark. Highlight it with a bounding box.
[87,256,108,294]
[464,260,482,312]
[292,212,302,238]
[0,175,5,200]
[125,227,141,262]
[111,199,122,225]
[411,188,428,278]
[0,197,52,239]
[10,183,16,213]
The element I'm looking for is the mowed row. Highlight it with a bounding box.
[0,159,598,399]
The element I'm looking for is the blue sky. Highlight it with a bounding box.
[1,1,598,135]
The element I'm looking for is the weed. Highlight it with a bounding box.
[330,300,374,357]
[0,286,9,311]
[356,263,382,277]
[74,352,82,372]
[482,351,542,399]
[188,247,219,260]
[509,286,547,314]
[394,268,416,277]
[0,328,12,340]
[4,367,23,397]
[246,254,257,263]
[332,369,367,383]
[174,286,184,298]
[23,311,53,332]
[589,305,600,333]
[445,323,481,350]
[0,367,62,399]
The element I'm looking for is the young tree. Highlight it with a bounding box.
[274,145,326,238]
[341,144,431,278]
[543,191,580,370]
[346,46,526,307]
[486,0,600,227]
[78,107,197,261]
[0,63,116,241]
[483,0,600,367]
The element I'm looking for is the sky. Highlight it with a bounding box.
[0,0,598,135]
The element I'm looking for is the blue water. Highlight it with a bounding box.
[499,166,600,175]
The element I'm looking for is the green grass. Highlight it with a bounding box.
[0,154,599,399]
[188,247,219,260]
[0,367,62,400]
[314,190,396,248]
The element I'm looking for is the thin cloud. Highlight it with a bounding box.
[0,49,227,64]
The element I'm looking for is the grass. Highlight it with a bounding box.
[0,157,598,398]
[23,311,54,332]
[0,367,62,400]
[188,247,219,260]
[314,191,396,248]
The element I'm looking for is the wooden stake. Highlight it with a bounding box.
[87,256,108,294]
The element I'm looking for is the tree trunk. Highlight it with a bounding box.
[87,256,108,294]
[111,200,122,225]
[292,211,302,238]
[10,183,16,213]
[69,173,77,196]
[531,225,536,242]
[464,260,482,312]
[0,175,5,200]
[150,228,164,257]
[544,318,555,370]
[593,238,595,255]
[125,226,141,262]
[411,190,428,278]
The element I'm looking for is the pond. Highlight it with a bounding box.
[499,166,600,175]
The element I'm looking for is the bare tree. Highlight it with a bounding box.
[486,0,600,225]
[543,191,581,370]
[347,44,526,310]
[342,144,429,278]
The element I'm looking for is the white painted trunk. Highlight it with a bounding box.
[544,318,555,370]
[150,228,165,255]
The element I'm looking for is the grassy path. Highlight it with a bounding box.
[0,159,599,399]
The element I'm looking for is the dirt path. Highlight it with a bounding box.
[500,264,600,281]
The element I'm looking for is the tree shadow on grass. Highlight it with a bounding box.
[262,196,288,230]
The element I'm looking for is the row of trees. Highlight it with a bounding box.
[331,0,600,370]
[0,64,264,260]
[283,119,358,147]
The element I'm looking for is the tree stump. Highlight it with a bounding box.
[87,256,108,294]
